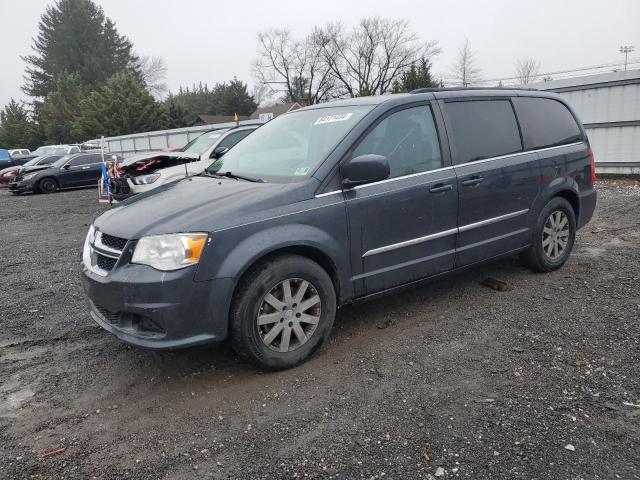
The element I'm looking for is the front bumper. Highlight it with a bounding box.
[81,263,235,349]
[8,180,35,193]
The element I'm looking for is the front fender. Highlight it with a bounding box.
[194,204,352,303]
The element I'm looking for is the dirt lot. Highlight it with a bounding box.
[0,179,639,480]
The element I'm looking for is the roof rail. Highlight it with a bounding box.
[410,86,539,94]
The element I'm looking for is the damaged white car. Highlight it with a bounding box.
[109,125,258,200]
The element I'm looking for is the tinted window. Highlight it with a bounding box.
[516,97,582,149]
[68,155,94,167]
[446,100,522,164]
[216,129,254,151]
[352,105,442,178]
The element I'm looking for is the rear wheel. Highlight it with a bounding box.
[230,255,336,370]
[38,177,58,194]
[521,197,576,272]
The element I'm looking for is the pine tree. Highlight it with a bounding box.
[72,72,165,140]
[40,72,84,144]
[217,78,258,116]
[392,59,439,93]
[22,0,137,99]
[0,100,41,150]
[162,96,190,129]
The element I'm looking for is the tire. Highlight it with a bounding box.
[521,197,576,273]
[38,177,58,194]
[230,254,336,371]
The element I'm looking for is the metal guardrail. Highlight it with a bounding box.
[89,119,263,158]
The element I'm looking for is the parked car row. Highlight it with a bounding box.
[3,129,261,197]
[80,89,597,370]
[8,152,123,194]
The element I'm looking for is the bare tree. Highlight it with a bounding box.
[450,39,482,87]
[515,57,541,85]
[251,82,276,107]
[253,29,334,105]
[137,54,168,99]
[315,18,440,97]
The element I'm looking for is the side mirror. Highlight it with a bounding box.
[211,146,229,159]
[62,164,71,170]
[341,154,390,188]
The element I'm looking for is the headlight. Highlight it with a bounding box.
[131,173,160,185]
[131,233,208,271]
[22,172,39,180]
[82,225,96,268]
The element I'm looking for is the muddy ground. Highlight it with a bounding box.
[0,179,639,480]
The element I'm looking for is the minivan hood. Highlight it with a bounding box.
[93,175,312,239]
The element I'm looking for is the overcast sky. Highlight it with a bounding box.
[0,0,638,107]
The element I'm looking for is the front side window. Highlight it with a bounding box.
[205,106,372,181]
[516,97,583,149]
[68,155,93,167]
[352,105,442,178]
[446,100,522,164]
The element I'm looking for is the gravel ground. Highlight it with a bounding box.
[0,179,639,480]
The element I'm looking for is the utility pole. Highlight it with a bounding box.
[620,45,635,71]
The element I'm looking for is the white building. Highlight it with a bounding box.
[531,69,640,175]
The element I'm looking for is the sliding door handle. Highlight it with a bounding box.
[429,183,453,194]
[461,176,484,187]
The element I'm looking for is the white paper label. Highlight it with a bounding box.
[314,113,353,125]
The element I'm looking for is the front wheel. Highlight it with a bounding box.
[38,177,58,194]
[230,255,336,370]
[521,197,576,272]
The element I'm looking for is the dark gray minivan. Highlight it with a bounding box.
[82,89,597,370]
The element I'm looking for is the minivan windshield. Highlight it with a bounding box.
[204,106,372,181]
[183,131,223,155]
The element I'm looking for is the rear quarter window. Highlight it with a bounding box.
[445,99,522,164]
[515,97,583,149]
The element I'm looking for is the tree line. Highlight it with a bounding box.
[0,0,256,149]
[0,0,543,150]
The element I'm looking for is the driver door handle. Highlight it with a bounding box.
[429,183,453,194]
[461,176,484,187]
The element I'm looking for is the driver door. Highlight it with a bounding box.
[343,104,458,295]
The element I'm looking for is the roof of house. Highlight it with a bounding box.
[193,115,249,125]
[249,102,302,119]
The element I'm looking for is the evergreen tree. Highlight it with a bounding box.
[72,72,164,140]
[217,78,258,116]
[22,0,137,99]
[0,100,41,150]
[391,59,439,93]
[40,72,84,144]
[161,96,190,129]
[170,83,218,124]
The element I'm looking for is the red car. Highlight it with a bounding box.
[0,155,63,186]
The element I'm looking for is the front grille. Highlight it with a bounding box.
[96,253,117,271]
[100,233,128,251]
[94,303,121,324]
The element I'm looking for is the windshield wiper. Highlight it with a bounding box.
[206,171,264,183]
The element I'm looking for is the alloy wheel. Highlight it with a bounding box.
[256,278,321,353]
[542,210,570,260]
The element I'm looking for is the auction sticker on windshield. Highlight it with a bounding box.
[314,113,353,125]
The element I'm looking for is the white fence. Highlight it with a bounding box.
[90,119,263,157]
